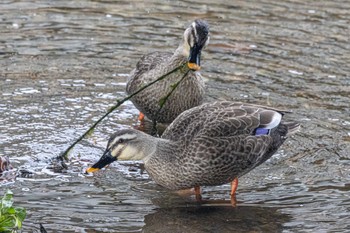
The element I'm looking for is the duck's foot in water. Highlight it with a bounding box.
[176,185,238,207]
[194,185,238,207]
[175,186,203,203]
[230,194,237,207]
[175,187,200,201]
[175,188,196,197]
[194,186,202,202]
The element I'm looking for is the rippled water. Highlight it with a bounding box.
[1,0,350,232]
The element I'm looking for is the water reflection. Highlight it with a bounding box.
[143,205,291,233]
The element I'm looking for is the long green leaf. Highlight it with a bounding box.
[59,63,188,160]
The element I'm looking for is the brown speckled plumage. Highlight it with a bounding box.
[98,101,299,191]
[126,20,209,123]
[0,156,12,173]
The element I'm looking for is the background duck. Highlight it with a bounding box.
[87,101,299,205]
[126,19,210,124]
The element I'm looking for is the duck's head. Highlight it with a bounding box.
[183,19,210,71]
[86,129,154,173]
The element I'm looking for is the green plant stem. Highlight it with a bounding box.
[151,69,190,134]
[59,64,188,161]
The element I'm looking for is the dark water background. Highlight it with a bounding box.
[1,0,349,232]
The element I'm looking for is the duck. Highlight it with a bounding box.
[86,101,299,204]
[126,19,210,124]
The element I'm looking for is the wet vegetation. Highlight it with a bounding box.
[0,190,26,233]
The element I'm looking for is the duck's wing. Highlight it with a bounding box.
[180,132,277,182]
[162,101,291,142]
[135,52,173,75]
[167,101,297,181]
[126,52,172,93]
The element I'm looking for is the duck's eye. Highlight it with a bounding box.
[118,138,124,143]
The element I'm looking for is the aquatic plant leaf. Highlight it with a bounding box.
[15,216,22,229]
[0,216,15,232]
[7,207,15,215]
[0,190,26,232]
[1,190,14,209]
[14,207,26,222]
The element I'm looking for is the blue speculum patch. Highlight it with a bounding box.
[254,128,270,135]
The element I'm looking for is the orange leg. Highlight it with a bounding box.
[230,193,237,207]
[136,112,145,131]
[230,178,238,196]
[230,178,238,207]
[138,112,145,122]
[194,186,202,202]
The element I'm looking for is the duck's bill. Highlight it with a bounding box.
[86,167,100,173]
[188,46,201,71]
[187,62,200,71]
[86,151,116,173]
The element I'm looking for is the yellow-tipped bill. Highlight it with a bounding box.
[86,167,100,173]
[188,62,201,71]
[86,150,117,173]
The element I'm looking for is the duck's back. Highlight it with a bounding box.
[126,51,205,123]
[126,52,172,87]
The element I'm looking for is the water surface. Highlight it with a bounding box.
[1,0,350,232]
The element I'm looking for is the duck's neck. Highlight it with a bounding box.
[143,138,184,188]
[163,43,193,82]
[143,138,180,164]
[173,42,190,59]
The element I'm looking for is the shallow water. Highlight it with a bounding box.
[1,0,350,232]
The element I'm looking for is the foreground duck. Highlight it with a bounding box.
[87,101,299,204]
[126,19,209,124]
